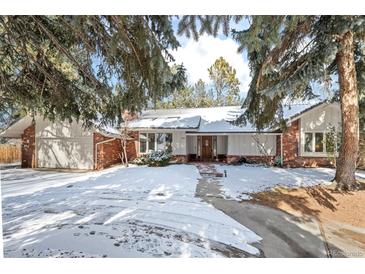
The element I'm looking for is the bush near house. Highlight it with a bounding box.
[274,156,283,167]
[147,151,171,167]
[132,150,171,167]
[132,155,149,166]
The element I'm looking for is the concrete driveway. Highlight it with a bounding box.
[194,164,331,258]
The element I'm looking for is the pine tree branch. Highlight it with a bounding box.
[31,16,100,88]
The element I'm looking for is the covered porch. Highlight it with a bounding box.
[186,134,228,162]
[185,132,282,164]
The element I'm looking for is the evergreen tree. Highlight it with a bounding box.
[157,79,215,109]
[208,57,241,106]
[0,16,185,127]
[179,15,365,189]
[193,79,214,107]
[158,86,196,109]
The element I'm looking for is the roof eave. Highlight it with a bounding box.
[185,131,281,135]
[128,126,200,131]
[0,116,33,138]
[285,101,334,123]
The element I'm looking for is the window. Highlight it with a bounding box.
[315,133,324,152]
[165,133,173,152]
[148,133,155,152]
[140,133,147,153]
[157,133,165,151]
[304,132,327,153]
[304,133,313,152]
[157,133,173,152]
[139,132,173,154]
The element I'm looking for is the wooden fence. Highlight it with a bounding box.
[0,144,21,164]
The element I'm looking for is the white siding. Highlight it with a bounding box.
[227,134,276,156]
[172,131,186,155]
[217,136,228,154]
[186,135,197,154]
[300,103,341,132]
[299,103,341,157]
[35,118,94,169]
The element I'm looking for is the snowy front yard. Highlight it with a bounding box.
[215,165,365,201]
[1,165,261,258]
[215,165,335,200]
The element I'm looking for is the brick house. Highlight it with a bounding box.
[0,100,342,169]
[127,100,342,167]
[0,116,135,170]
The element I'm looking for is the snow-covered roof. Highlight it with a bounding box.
[127,115,201,129]
[0,100,330,138]
[0,116,121,138]
[282,99,325,120]
[129,100,328,133]
[0,116,33,138]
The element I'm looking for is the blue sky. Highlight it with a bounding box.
[170,17,251,98]
[170,17,338,101]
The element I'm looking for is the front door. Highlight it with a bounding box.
[201,136,213,161]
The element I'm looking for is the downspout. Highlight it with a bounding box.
[94,138,117,170]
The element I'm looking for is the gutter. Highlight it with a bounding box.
[185,132,282,136]
[94,138,117,169]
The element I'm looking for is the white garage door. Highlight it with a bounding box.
[36,137,94,169]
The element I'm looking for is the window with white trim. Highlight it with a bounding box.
[304,132,324,153]
[139,133,147,153]
[315,133,324,152]
[139,132,172,153]
[304,133,313,152]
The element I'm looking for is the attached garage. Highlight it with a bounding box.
[35,118,94,169]
[36,138,94,169]
[0,116,125,170]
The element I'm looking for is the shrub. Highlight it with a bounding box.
[273,156,283,167]
[147,150,171,167]
[131,150,171,167]
[131,155,149,165]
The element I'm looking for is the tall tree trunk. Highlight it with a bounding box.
[123,139,129,167]
[334,30,360,190]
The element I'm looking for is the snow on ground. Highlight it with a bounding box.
[0,162,20,170]
[1,165,261,258]
[215,165,336,201]
[357,170,365,180]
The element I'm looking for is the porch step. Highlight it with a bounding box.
[195,163,225,178]
[200,172,223,178]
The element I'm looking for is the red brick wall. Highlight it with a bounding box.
[171,155,187,163]
[289,157,334,167]
[281,119,334,168]
[226,119,334,168]
[126,131,138,161]
[282,120,300,165]
[93,133,122,170]
[276,135,281,157]
[21,124,35,168]
[226,155,275,165]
